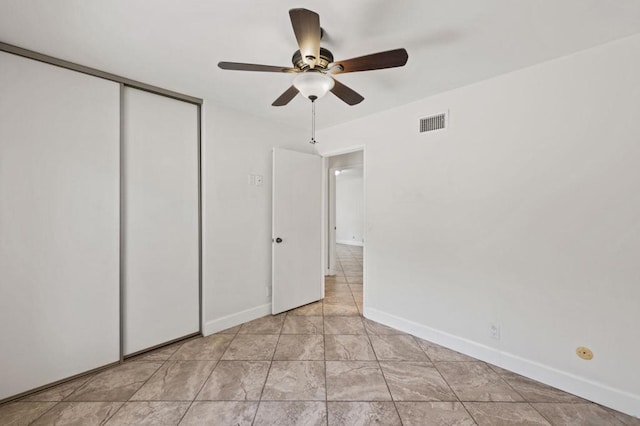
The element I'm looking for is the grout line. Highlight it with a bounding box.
[339,246,406,424]
[177,358,222,425]
[250,316,284,425]
[362,325,403,423]
[323,289,329,424]
[26,400,61,425]
[527,401,555,424]
[36,357,169,425]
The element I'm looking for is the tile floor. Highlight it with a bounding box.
[1,244,638,425]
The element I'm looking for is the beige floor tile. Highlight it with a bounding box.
[179,401,258,425]
[325,335,376,361]
[500,372,584,403]
[217,325,242,334]
[346,277,363,284]
[363,319,406,335]
[104,401,190,425]
[21,375,95,402]
[380,362,457,402]
[288,301,323,316]
[416,339,477,362]
[532,403,626,426]
[324,316,365,334]
[130,361,215,401]
[282,316,323,334]
[221,334,279,360]
[66,361,163,402]
[325,283,351,293]
[324,294,355,305]
[196,361,270,401]
[369,335,430,361]
[254,401,327,426]
[0,402,57,426]
[273,335,325,361]
[170,334,234,361]
[396,402,476,426]
[323,302,360,316]
[328,402,401,426]
[601,407,640,426]
[488,364,521,376]
[262,361,326,401]
[325,275,348,283]
[238,314,285,334]
[436,362,524,402]
[31,402,123,425]
[128,341,187,362]
[464,402,550,425]
[326,361,391,401]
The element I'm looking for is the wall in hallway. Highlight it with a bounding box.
[315,34,640,416]
[336,169,364,246]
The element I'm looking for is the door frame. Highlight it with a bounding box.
[321,145,366,313]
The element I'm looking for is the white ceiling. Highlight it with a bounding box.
[2,1,640,130]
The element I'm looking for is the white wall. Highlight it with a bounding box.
[336,169,364,245]
[315,34,640,416]
[203,103,312,334]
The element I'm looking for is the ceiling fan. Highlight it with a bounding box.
[218,8,409,107]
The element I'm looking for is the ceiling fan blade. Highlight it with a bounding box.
[218,62,298,73]
[330,78,364,106]
[332,48,408,74]
[272,86,299,106]
[289,8,321,68]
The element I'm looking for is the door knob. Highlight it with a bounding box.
[275,237,283,243]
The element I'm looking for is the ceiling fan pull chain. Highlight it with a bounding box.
[309,98,318,144]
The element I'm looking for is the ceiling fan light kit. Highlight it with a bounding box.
[293,71,335,100]
[218,8,408,142]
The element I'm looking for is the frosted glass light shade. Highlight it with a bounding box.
[293,72,335,100]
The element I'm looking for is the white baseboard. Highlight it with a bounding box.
[337,240,363,247]
[364,307,640,418]
[203,303,271,336]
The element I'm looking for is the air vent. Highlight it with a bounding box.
[419,113,447,133]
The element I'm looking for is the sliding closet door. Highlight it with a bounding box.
[123,87,199,355]
[0,52,120,399]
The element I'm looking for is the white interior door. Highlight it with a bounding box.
[0,52,120,399]
[123,87,199,356]
[272,148,323,314]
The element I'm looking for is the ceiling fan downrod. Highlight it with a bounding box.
[309,95,318,144]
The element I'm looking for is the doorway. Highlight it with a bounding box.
[325,149,365,314]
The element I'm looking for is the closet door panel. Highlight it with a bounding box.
[0,52,120,399]
[123,87,199,355]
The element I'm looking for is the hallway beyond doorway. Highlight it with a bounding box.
[331,243,363,314]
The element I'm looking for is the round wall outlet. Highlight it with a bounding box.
[576,346,593,360]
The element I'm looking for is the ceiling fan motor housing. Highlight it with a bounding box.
[292,47,334,71]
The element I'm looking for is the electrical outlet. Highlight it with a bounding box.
[255,175,263,186]
[489,323,501,340]
[248,174,255,185]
